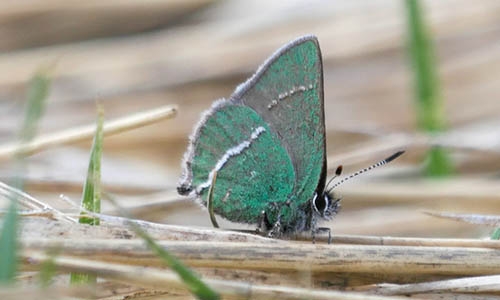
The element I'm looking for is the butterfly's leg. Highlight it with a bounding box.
[257,200,289,238]
[310,199,319,243]
[310,198,332,244]
[311,214,331,243]
[207,172,220,229]
[315,196,342,244]
[256,210,272,234]
[268,199,293,238]
[268,214,282,238]
[313,227,332,244]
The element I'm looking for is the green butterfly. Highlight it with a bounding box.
[178,35,403,240]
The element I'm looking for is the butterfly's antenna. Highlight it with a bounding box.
[327,150,405,193]
[325,165,343,191]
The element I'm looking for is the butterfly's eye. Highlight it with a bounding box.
[312,193,328,216]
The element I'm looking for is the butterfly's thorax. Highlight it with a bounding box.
[271,161,330,234]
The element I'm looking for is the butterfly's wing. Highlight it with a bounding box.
[230,35,326,228]
[178,100,295,223]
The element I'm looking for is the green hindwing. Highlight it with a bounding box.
[189,104,295,223]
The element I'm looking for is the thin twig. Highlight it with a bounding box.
[0,105,177,162]
[317,234,500,248]
[371,274,500,295]
[20,237,500,276]
[24,251,411,300]
[0,180,75,223]
[425,211,500,227]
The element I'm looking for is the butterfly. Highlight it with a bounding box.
[177,35,403,240]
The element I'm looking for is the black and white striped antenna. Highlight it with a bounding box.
[324,165,343,190]
[326,150,405,193]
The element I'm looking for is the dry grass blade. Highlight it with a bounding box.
[19,238,500,276]
[329,234,500,248]
[106,194,220,299]
[0,285,96,300]
[24,251,412,300]
[0,105,177,162]
[372,274,500,295]
[0,181,74,222]
[425,211,500,227]
[19,216,278,243]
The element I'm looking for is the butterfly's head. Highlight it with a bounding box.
[312,151,405,221]
[312,191,341,220]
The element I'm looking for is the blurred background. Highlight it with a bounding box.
[1,0,500,238]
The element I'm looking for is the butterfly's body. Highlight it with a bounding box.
[178,35,340,237]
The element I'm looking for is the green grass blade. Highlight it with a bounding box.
[19,72,51,143]
[70,107,104,284]
[490,228,500,240]
[106,195,219,300]
[405,0,454,177]
[14,70,52,191]
[39,248,60,288]
[133,225,220,300]
[0,200,19,284]
[78,107,103,226]
[0,70,51,284]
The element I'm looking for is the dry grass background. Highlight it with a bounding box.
[1,0,500,299]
